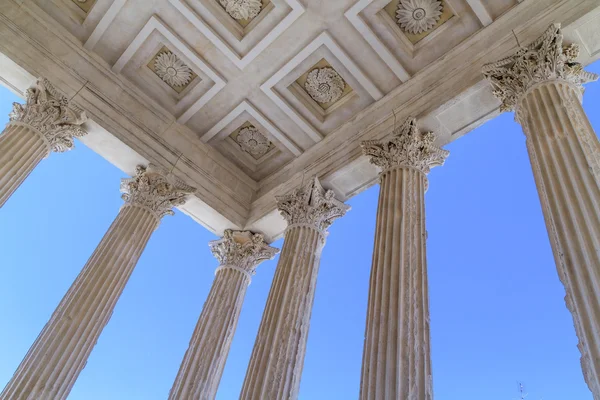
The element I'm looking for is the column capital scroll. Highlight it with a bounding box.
[482,23,599,112]
[210,230,279,276]
[8,78,87,153]
[276,177,350,234]
[120,164,196,220]
[361,117,449,175]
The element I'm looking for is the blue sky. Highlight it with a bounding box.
[1,59,599,400]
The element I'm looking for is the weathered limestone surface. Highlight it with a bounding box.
[359,117,448,400]
[240,177,349,400]
[0,78,86,207]
[484,24,600,399]
[169,230,278,400]
[0,165,194,400]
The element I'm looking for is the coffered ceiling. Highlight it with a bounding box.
[3,0,600,240]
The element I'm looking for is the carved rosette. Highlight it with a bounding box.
[361,117,449,175]
[219,0,262,20]
[276,177,350,233]
[210,230,279,275]
[304,67,346,104]
[154,52,193,88]
[236,126,270,158]
[120,164,196,219]
[396,0,443,35]
[482,24,599,112]
[9,78,87,153]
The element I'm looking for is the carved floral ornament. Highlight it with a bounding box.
[120,165,196,219]
[396,0,443,35]
[276,177,350,233]
[236,126,271,158]
[361,117,449,174]
[210,230,279,273]
[304,67,346,104]
[219,0,263,20]
[9,78,87,153]
[482,24,599,112]
[154,52,194,88]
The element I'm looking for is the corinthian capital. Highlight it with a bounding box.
[482,24,599,112]
[276,177,350,232]
[210,230,279,274]
[361,117,449,174]
[120,164,196,219]
[9,78,87,152]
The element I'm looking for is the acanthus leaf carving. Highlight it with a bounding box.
[482,24,599,112]
[361,117,449,174]
[120,164,196,219]
[276,177,350,233]
[209,230,279,274]
[9,78,87,153]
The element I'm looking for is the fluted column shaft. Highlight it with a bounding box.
[518,80,600,396]
[169,229,278,400]
[0,123,50,207]
[170,268,250,400]
[240,177,349,400]
[482,24,600,398]
[0,203,159,400]
[360,117,447,400]
[241,225,323,400]
[0,164,195,400]
[360,167,432,400]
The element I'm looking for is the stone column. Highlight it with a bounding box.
[169,230,278,400]
[240,177,350,400]
[483,24,600,398]
[0,165,195,400]
[0,78,87,207]
[359,117,448,400]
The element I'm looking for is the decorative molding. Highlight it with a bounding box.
[482,23,599,112]
[260,31,383,142]
[210,229,279,274]
[168,0,305,70]
[120,164,196,219]
[9,78,87,153]
[304,67,346,104]
[84,0,127,50]
[345,0,411,82]
[202,100,302,156]
[396,0,443,35]
[112,15,226,123]
[276,177,350,232]
[464,0,492,27]
[361,117,449,174]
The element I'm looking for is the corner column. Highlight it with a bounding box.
[359,118,448,400]
[169,230,278,400]
[0,165,195,400]
[483,24,600,398]
[0,78,87,207]
[240,177,350,400]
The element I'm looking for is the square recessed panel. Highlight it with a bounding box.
[113,16,226,123]
[215,0,274,30]
[261,32,382,142]
[295,59,354,111]
[202,101,299,180]
[168,0,304,69]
